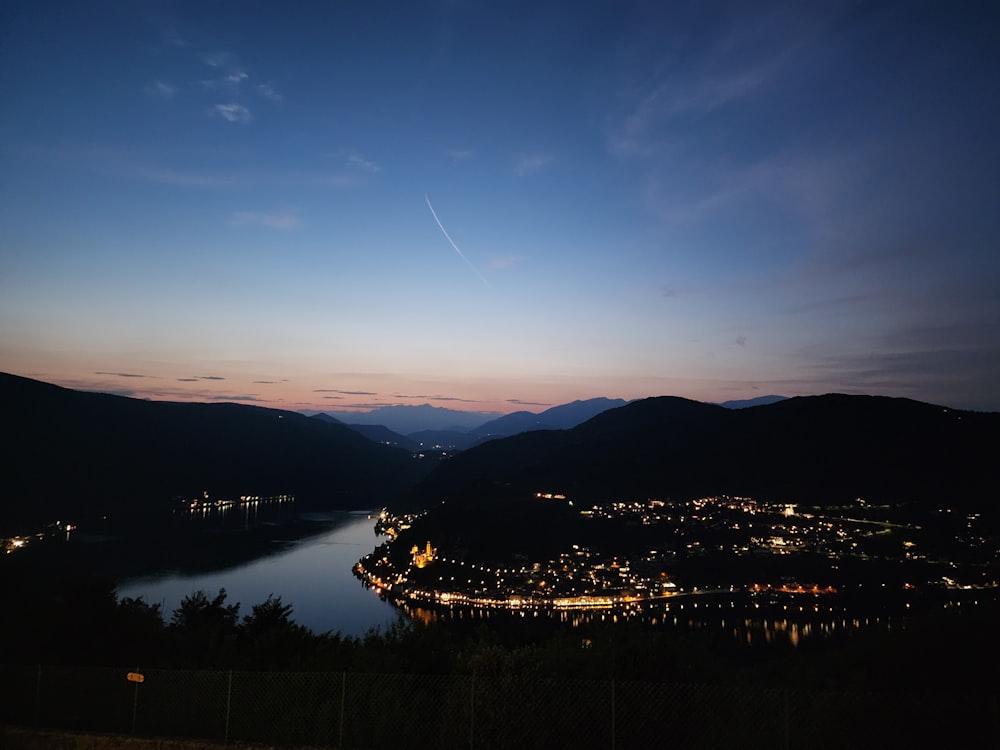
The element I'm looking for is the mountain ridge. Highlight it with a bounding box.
[0,372,429,532]
[406,393,999,511]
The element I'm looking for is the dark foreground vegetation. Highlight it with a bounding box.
[3,561,999,692]
[3,563,999,748]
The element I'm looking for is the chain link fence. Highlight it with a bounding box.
[1,665,995,748]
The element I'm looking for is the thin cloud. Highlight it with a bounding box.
[146,81,176,99]
[213,103,251,123]
[203,52,240,70]
[609,22,803,157]
[163,30,189,48]
[256,83,283,102]
[196,375,226,381]
[314,389,379,396]
[95,371,148,378]
[391,393,484,404]
[127,165,235,188]
[338,402,403,410]
[485,254,524,272]
[346,150,381,173]
[508,399,552,407]
[514,152,553,176]
[231,208,301,230]
[735,336,747,347]
[446,148,473,161]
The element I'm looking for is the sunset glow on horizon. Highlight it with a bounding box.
[2,1,998,415]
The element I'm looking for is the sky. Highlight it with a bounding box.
[2,0,999,415]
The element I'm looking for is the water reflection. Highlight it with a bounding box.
[396,592,985,648]
[171,492,297,529]
[118,511,398,637]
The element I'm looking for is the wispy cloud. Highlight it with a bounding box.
[314,389,379,396]
[256,83,283,102]
[95,371,149,378]
[345,150,380,172]
[231,208,301,230]
[390,393,485,404]
[607,3,858,161]
[213,103,251,123]
[485,254,524,272]
[204,51,240,70]
[163,30,189,48]
[508,399,551,407]
[146,80,176,99]
[205,393,263,402]
[514,152,553,176]
[446,148,473,161]
[126,165,236,188]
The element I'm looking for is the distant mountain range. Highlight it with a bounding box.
[6,373,996,536]
[314,397,630,450]
[316,404,496,434]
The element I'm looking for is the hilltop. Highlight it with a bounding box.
[0,373,430,532]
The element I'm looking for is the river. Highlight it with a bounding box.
[117,511,398,637]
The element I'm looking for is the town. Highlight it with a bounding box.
[355,494,998,619]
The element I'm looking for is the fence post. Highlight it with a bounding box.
[784,687,790,750]
[34,664,42,727]
[337,672,347,750]
[224,670,233,745]
[610,677,616,750]
[131,665,140,734]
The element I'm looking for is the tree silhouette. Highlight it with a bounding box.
[169,589,240,667]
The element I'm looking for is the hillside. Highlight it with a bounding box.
[0,373,430,532]
[407,394,999,511]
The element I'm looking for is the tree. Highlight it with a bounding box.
[238,595,314,669]
[169,589,240,666]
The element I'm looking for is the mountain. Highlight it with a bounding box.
[315,403,498,434]
[470,398,628,441]
[407,430,471,450]
[317,397,629,450]
[0,373,430,532]
[339,423,419,451]
[718,395,787,409]
[407,394,999,511]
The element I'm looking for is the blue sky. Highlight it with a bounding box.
[2,0,998,413]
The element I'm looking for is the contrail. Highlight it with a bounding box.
[424,194,490,287]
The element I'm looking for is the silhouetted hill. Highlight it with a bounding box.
[310,413,343,425]
[719,395,787,409]
[341,423,419,451]
[471,397,628,442]
[0,373,430,532]
[316,404,497,434]
[407,430,471,450]
[407,394,999,511]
